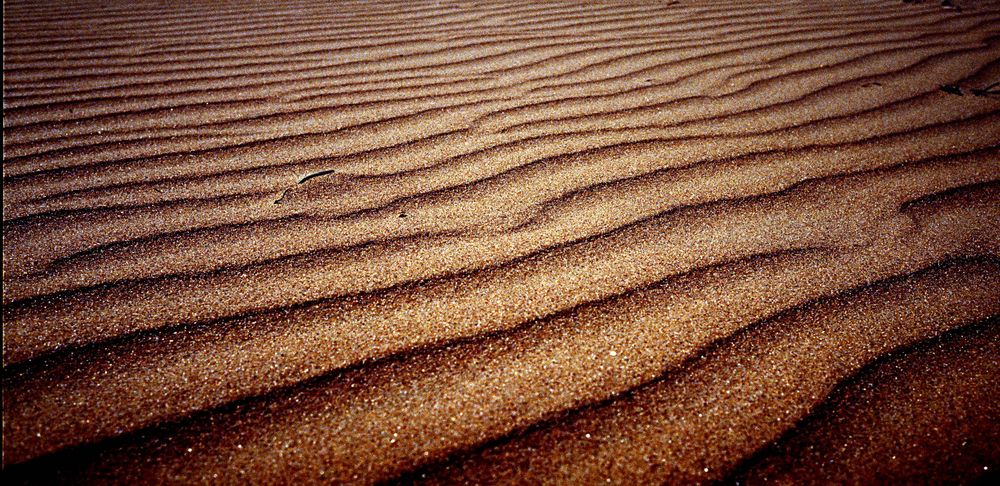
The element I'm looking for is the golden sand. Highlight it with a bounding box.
[3,0,999,483]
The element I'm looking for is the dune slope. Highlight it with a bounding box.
[3,0,999,483]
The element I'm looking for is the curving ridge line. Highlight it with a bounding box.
[402,258,1000,485]
[724,320,1000,485]
[5,14,996,168]
[4,7,966,108]
[3,3,983,148]
[5,34,997,213]
[4,93,999,303]
[7,254,998,481]
[3,51,996,258]
[3,163,998,460]
[4,144,998,366]
[4,128,999,307]
[3,0,999,483]
[5,19,992,164]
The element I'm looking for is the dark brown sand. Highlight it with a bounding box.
[3,0,999,483]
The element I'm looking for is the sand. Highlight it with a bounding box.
[2,0,999,483]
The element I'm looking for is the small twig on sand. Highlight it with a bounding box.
[939,84,963,96]
[970,81,1000,97]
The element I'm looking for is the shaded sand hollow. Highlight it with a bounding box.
[2,0,999,483]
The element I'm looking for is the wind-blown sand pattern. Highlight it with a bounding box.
[2,0,999,483]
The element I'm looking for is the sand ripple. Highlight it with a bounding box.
[3,0,998,483]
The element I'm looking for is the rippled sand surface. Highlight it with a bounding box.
[3,0,999,483]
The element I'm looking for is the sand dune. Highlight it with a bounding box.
[3,0,998,483]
